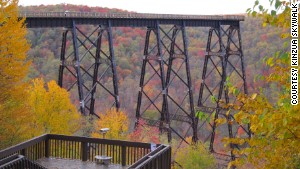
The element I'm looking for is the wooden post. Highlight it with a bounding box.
[45,139,50,158]
[21,149,26,156]
[82,141,88,161]
[121,146,126,166]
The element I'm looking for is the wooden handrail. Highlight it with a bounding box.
[47,134,151,148]
[0,134,171,168]
[0,134,48,159]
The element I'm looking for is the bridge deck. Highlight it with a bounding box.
[20,12,244,28]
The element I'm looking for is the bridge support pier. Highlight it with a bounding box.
[136,23,197,143]
[135,24,170,141]
[197,23,249,162]
[58,20,119,116]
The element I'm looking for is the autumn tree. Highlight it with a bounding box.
[0,0,81,149]
[0,0,30,98]
[128,119,160,144]
[26,79,81,137]
[92,108,129,140]
[174,139,216,169]
[221,1,300,168]
[0,0,31,149]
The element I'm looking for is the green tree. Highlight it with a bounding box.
[174,138,216,169]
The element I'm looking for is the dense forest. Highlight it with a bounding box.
[1,1,298,168]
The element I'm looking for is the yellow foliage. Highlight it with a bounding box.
[92,108,129,140]
[0,90,32,149]
[26,79,81,137]
[226,2,300,168]
[0,0,31,149]
[0,1,81,149]
[228,92,300,168]
[215,118,227,126]
[0,0,30,100]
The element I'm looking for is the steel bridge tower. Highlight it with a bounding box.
[197,23,250,163]
[135,22,198,143]
[58,21,119,117]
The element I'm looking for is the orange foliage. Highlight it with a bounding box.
[129,120,159,144]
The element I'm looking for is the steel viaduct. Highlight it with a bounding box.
[21,12,250,164]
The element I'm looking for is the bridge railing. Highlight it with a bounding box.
[19,11,244,20]
[19,11,194,19]
[0,134,170,168]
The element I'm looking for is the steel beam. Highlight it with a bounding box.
[71,20,86,115]
[89,28,104,115]
[181,22,198,142]
[58,29,69,87]
[107,20,120,110]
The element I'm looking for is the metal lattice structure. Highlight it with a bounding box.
[197,24,250,162]
[135,23,197,143]
[21,12,249,164]
[58,20,119,117]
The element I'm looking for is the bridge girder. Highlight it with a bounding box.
[21,12,243,28]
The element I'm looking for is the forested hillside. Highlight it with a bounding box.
[20,4,288,124]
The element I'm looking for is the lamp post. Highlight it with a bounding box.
[100,128,109,139]
[95,128,112,165]
[100,128,109,156]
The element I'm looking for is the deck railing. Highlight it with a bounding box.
[128,144,171,169]
[0,154,46,169]
[0,134,171,169]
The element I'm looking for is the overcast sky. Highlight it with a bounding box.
[19,0,271,15]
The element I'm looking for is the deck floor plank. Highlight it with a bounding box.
[36,158,127,169]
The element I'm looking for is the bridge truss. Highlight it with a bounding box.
[23,12,250,163]
[58,20,119,117]
[197,25,251,162]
